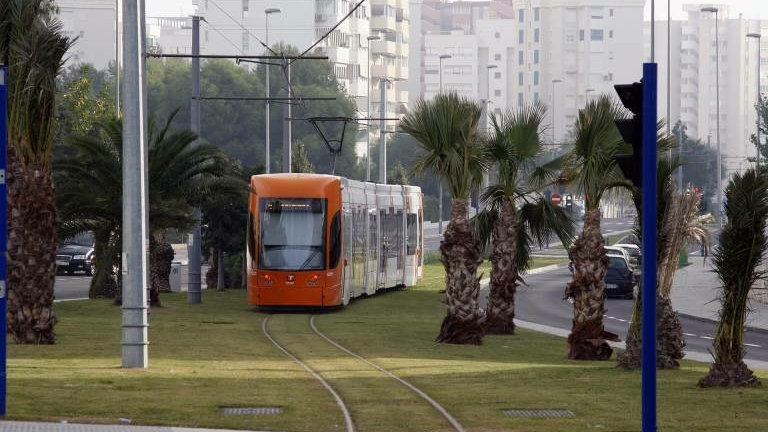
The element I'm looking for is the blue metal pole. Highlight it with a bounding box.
[641,62,658,432]
[0,64,8,416]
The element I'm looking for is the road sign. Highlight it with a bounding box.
[551,193,562,205]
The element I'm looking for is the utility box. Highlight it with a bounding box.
[170,261,182,292]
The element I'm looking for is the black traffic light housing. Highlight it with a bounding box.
[614,81,643,187]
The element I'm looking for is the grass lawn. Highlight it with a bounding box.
[6,262,767,431]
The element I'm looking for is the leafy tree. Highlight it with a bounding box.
[291,140,315,173]
[1,0,73,343]
[475,101,575,335]
[400,92,488,345]
[749,94,768,166]
[699,167,768,387]
[673,121,718,210]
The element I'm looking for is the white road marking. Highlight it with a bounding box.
[700,336,714,340]
[745,343,763,348]
[684,333,697,337]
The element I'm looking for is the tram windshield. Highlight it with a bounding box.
[259,198,326,271]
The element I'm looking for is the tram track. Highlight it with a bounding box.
[261,313,465,432]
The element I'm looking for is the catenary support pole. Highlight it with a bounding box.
[187,16,202,304]
[379,80,387,184]
[121,0,149,368]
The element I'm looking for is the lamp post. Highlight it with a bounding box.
[264,7,281,173]
[702,6,722,223]
[552,79,561,144]
[438,54,451,234]
[585,87,595,104]
[484,65,498,131]
[748,32,762,169]
[366,35,380,182]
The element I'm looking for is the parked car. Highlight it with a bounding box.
[613,243,641,268]
[56,243,95,276]
[605,253,637,299]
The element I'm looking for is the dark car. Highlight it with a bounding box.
[56,243,95,276]
[604,254,636,299]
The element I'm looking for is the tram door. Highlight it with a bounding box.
[365,187,378,295]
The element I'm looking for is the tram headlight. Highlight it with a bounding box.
[261,274,274,286]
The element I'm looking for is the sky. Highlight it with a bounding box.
[145,0,768,20]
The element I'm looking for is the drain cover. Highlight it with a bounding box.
[503,409,574,418]
[221,407,282,415]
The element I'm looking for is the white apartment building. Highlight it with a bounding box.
[417,0,645,144]
[57,0,118,70]
[644,4,768,179]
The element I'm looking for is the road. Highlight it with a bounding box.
[424,216,637,252]
[506,265,768,362]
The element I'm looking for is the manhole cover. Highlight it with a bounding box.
[221,407,282,415]
[503,409,574,418]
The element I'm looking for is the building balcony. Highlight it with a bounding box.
[371,39,398,56]
[372,63,397,79]
[371,15,396,32]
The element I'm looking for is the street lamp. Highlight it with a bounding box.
[484,65,498,132]
[748,32,762,169]
[438,54,451,234]
[702,6,722,224]
[366,35,380,182]
[585,87,595,104]
[264,7,281,173]
[552,79,562,144]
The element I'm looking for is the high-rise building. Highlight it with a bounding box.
[645,4,768,179]
[57,0,118,70]
[414,0,645,144]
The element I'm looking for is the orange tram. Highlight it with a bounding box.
[247,173,424,308]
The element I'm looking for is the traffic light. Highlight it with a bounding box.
[614,81,643,187]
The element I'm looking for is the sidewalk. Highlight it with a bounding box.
[0,422,272,432]
[670,253,768,332]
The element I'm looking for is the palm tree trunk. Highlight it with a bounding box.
[618,292,685,369]
[89,228,120,299]
[485,197,520,334]
[6,148,58,344]
[564,208,618,359]
[217,249,225,291]
[699,284,760,387]
[436,198,485,344]
[150,231,174,295]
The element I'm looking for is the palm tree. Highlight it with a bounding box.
[617,155,711,369]
[400,91,488,344]
[474,101,575,334]
[699,168,768,387]
[560,95,626,360]
[56,113,238,304]
[1,0,73,343]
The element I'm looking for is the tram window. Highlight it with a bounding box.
[406,213,417,255]
[329,210,342,269]
[259,198,326,270]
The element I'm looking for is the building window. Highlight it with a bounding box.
[534,71,539,85]
[494,32,500,39]
[518,92,523,107]
[518,50,523,65]
[534,7,540,21]
[579,30,584,41]
[519,30,524,44]
[494,72,501,79]
[609,30,614,38]
[518,72,524,85]
[518,10,524,22]
[242,31,249,51]
[534,50,539,64]
[495,89,502,97]
[609,8,614,17]
[242,0,248,18]
[534,92,539,102]
[591,29,604,41]
[534,28,540,43]
[494,53,501,61]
